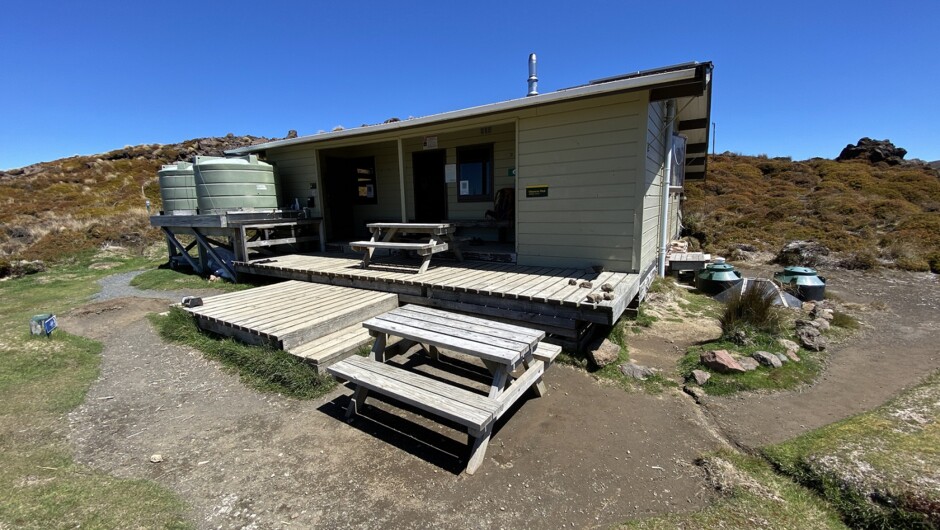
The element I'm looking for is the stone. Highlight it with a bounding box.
[802,301,816,313]
[700,349,746,374]
[150,454,164,463]
[585,293,603,303]
[620,362,656,381]
[778,338,799,355]
[837,137,907,165]
[181,296,203,308]
[603,292,614,301]
[796,319,818,329]
[813,318,831,331]
[775,353,789,364]
[737,357,760,371]
[817,308,834,321]
[797,325,827,351]
[579,281,593,289]
[691,369,711,385]
[774,240,831,267]
[286,129,298,139]
[568,278,578,286]
[590,339,620,367]
[753,350,782,368]
[601,283,614,292]
[784,350,801,362]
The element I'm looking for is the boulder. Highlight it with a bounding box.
[775,353,789,364]
[737,357,760,371]
[700,349,746,374]
[753,351,782,368]
[590,339,621,367]
[774,240,831,267]
[797,325,827,351]
[837,137,907,165]
[620,362,656,381]
[813,318,831,331]
[691,369,711,385]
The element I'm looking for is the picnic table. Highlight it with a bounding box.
[349,223,462,273]
[327,305,561,474]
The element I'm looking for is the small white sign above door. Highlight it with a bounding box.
[423,136,438,149]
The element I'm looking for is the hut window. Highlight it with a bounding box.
[457,144,493,202]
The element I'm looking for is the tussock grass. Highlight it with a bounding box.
[764,370,940,528]
[0,255,191,528]
[719,287,785,341]
[151,308,336,400]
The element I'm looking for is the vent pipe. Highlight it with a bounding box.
[527,53,538,96]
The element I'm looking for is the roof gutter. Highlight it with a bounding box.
[227,65,702,155]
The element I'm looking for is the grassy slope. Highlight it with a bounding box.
[0,136,271,267]
[684,155,940,271]
[0,252,191,528]
[623,452,847,530]
[764,370,940,528]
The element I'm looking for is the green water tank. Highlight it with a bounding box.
[158,161,197,214]
[193,155,277,213]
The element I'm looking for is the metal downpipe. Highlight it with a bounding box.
[658,100,676,277]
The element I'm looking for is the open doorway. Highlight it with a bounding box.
[412,149,447,222]
[322,155,375,241]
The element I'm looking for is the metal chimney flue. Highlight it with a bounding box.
[527,53,538,96]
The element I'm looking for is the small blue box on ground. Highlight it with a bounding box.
[30,314,57,336]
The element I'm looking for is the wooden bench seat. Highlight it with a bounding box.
[328,355,499,432]
[349,240,449,256]
[532,342,562,365]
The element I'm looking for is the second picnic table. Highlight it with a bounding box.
[326,304,561,474]
[349,222,462,273]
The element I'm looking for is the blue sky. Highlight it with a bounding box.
[1,0,938,169]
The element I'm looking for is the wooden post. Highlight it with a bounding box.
[397,138,407,223]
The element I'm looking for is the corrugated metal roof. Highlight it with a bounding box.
[227,61,712,155]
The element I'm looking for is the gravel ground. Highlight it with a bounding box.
[92,270,219,303]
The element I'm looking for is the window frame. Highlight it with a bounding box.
[456,143,494,203]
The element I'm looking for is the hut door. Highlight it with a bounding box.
[322,156,357,240]
[412,150,447,222]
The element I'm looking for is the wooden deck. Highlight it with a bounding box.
[234,253,642,332]
[183,281,398,354]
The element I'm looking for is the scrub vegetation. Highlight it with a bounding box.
[684,155,940,272]
[0,135,271,269]
[0,252,191,529]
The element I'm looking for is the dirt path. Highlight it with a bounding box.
[63,296,723,529]
[61,268,939,527]
[702,267,940,448]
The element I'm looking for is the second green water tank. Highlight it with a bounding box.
[194,155,277,213]
[158,161,197,214]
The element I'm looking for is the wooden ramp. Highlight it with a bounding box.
[183,281,398,370]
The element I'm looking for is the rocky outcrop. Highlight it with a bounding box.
[774,240,831,267]
[837,138,907,165]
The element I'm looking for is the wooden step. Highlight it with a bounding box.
[184,281,399,349]
[288,325,373,370]
[327,355,499,431]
